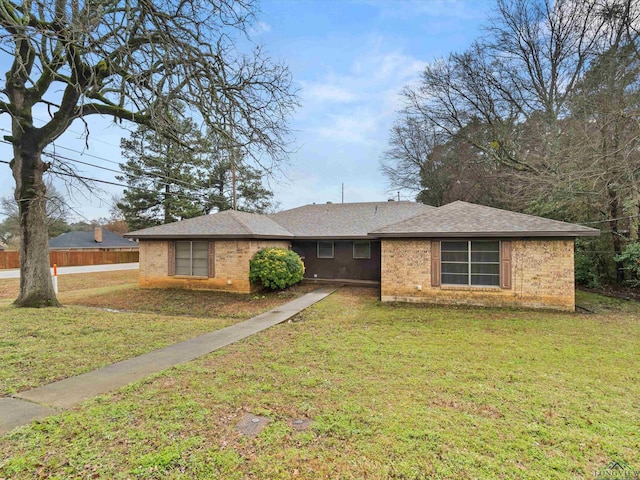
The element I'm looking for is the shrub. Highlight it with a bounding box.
[249,248,305,290]
[615,242,640,287]
[574,237,617,288]
[575,248,601,288]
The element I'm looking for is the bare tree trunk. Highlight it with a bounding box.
[12,143,60,307]
[607,186,625,284]
[630,182,640,241]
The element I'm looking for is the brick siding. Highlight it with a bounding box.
[380,239,575,311]
[138,239,291,293]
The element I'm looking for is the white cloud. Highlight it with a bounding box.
[272,43,429,209]
[299,44,427,146]
[303,83,356,103]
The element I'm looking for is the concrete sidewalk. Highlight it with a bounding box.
[0,262,139,279]
[0,285,339,435]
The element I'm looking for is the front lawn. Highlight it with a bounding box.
[0,274,316,394]
[0,269,139,301]
[61,282,318,318]
[0,303,238,394]
[1,287,638,478]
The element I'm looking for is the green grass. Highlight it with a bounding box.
[0,303,237,394]
[0,276,316,393]
[1,287,639,478]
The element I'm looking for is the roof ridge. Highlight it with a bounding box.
[271,201,424,215]
[229,210,296,236]
[226,210,254,235]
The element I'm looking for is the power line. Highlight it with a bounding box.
[0,136,206,194]
[49,141,123,167]
[31,114,123,151]
[580,214,640,225]
[0,127,201,191]
[42,151,122,175]
[0,159,215,205]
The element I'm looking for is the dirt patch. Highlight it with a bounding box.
[65,282,321,319]
[236,413,270,438]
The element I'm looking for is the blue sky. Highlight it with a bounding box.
[0,0,493,221]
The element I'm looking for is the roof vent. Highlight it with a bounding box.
[326,201,332,204]
[388,199,395,202]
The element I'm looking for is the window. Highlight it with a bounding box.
[441,240,500,286]
[175,241,209,276]
[353,241,371,259]
[317,241,334,258]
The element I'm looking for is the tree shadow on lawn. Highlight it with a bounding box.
[63,282,321,319]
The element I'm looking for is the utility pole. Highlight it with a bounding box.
[341,183,344,203]
[227,105,237,211]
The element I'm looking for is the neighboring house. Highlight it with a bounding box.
[50,227,139,251]
[125,201,599,311]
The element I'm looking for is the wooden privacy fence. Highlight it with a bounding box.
[0,250,139,270]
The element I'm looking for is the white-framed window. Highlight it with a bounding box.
[317,241,334,258]
[441,240,500,286]
[353,241,371,259]
[175,241,209,276]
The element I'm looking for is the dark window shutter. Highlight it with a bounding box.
[168,241,176,276]
[431,241,440,287]
[501,241,512,289]
[208,241,215,278]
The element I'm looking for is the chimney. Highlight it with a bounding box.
[94,226,103,243]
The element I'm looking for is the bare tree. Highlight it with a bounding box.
[381,114,505,206]
[0,0,297,306]
[383,0,640,283]
[0,180,70,247]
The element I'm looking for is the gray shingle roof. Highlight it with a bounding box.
[268,201,436,239]
[372,201,600,237]
[125,210,294,239]
[49,229,138,249]
[124,201,599,240]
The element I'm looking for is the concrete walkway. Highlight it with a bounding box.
[0,285,339,435]
[0,262,139,279]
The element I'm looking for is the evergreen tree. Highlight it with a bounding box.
[199,134,274,214]
[117,118,202,231]
[118,124,274,230]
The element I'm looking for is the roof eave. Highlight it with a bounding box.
[127,234,294,240]
[372,230,601,238]
[291,235,375,240]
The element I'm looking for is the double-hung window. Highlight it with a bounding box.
[317,241,334,258]
[353,241,371,259]
[175,241,209,276]
[441,240,500,286]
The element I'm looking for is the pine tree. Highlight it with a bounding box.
[117,119,202,231]
[118,124,275,230]
[197,132,274,214]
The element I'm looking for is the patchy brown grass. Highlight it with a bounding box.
[2,287,639,479]
[0,278,18,300]
[0,272,323,394]
[63,282,320,318]
[0,270,139,300]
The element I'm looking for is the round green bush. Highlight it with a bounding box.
[249,247,305,290]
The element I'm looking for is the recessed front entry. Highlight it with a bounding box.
[292,240,381,281]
